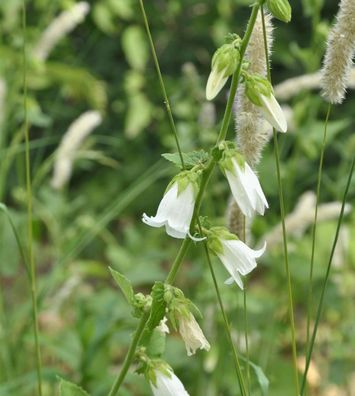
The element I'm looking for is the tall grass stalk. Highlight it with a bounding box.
[138,0,185,169]
[260,8,300,395]
[306,103,332,348]
[107,4,261,394]
[22,4,43,395]
[301,157,354,395]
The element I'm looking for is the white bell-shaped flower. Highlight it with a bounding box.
[143,171,200,239]
[177,312,210,356]
[207,227,266,289]
[223,156,268,218]
[150,369,190,396]
[257,92,288,133]
[206,67,229,101]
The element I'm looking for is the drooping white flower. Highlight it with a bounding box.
[207,227,266,290]
[177,312,210,356]
[150,368,190,396]
[206,38,241,100]
[143,171,201,240]
[220,148,268,218]
[33,2,90,61]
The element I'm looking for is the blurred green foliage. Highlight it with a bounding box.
[0,0,354,395]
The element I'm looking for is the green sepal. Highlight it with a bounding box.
[144,359,172,387]
[162,150,209,170]
[218,142,245,174]
[244,73,273,107]
[207,226,238,255]
[109,267,134,305]
[266,0,292,23]
[58,377,90,396]
[132,293,152,318]
[146,328,167,358]
[211,41,241,77]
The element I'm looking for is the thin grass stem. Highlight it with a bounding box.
[260,8,300,395]
[138,0,185,169]
[22,3,43,395]
[198,221,247,396]
[306,104,332,349]
[300,157,354,395]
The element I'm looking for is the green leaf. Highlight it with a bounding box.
[240,357,269,396]
[109,267,134,304]
[58,378,90,396]
[162,150,209,169]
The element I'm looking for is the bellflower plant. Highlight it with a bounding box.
[142,169,201,240]
[207,227,266,289]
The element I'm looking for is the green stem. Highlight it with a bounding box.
[138,0,185,169]
[106,4,261,394]
[199,222,247,396]
[260,8,300,395]
[306,104,331,348]
[108,311,150,396]
[300,157,354,395]
[22,3,43,395]
[216,2,260,144]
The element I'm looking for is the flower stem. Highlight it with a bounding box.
[22,3,43,395]
[199,222,247,396]
[108,311,150,396]
[138,0,185,169]
[306,103,332,348]
[260,8,300,395]
[216,2,260,144]
[300,157,354,396]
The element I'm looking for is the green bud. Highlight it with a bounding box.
[266,0,292,23]
[244,74,273,107]
[211,43,240,78]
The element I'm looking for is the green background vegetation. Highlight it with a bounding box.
[0,0,354,395]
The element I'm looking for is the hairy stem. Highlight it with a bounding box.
[261,8,300,395]
[108,311,150,396]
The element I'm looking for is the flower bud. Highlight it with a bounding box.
[206,38,241,100]
[266,0,292,23]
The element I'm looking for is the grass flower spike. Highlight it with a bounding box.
[208,227,266,289]
[206,36,241,100]
[220,144,268,218]
[244,73,287,132]
[143,170,201,240]
[320,0,355,104]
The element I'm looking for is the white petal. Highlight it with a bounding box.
[206,68,229,100]
[224,273,243,289]
[151,370,190,396]
[142,213,166,228]
[244,163,269,216]
[225,169,255,218]
[222,240,257,276]
[259,93,287,133]
[217,249,245,289]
